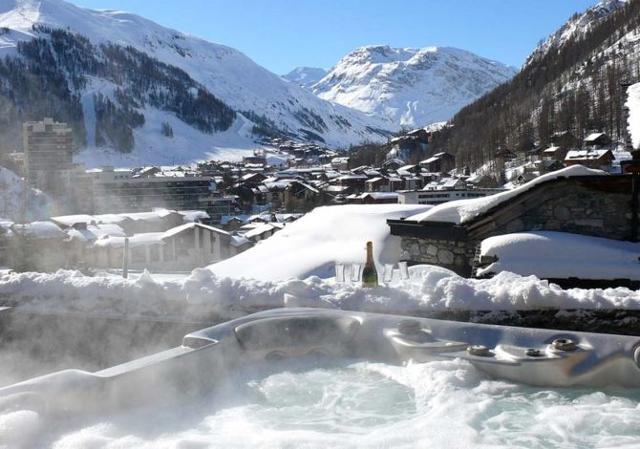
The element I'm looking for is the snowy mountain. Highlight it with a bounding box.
[525,0,628,67]
[312,45,516,128]
[0,0,393,167]
[283,67,327,89]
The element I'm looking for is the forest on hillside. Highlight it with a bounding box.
[0,26,236,153]
[428,0,640,169]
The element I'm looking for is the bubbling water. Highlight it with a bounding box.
[2,359,640,449]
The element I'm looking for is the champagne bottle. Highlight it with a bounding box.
[362,241,378,288]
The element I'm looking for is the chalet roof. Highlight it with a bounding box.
[230,235,251,248]
[584,132,607,143]
[243,223,276,239]
[336,174,367,181]
[405,166,606,225]
[162,222,230,239]
[398,164,417,172]
[565,149,613,161]
[94,232,166,249]
[51,214,96,227]
[359,192,399,200]
[11,221,65,239]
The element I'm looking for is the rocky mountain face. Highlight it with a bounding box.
[0,0,392,167]
[311,45,516,128]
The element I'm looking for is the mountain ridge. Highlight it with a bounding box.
[312,44,516,128]
[0,0,393,167]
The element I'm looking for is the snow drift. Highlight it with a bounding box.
[208,204,431,281]
[477,231,640,281]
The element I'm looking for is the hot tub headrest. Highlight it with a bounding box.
[234,314,361,351]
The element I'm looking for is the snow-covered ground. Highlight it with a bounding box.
[209,204,430,281]
[3,263,640,322]
[408,165,606,224]
[478,231,640,280]
[2,201,640,319]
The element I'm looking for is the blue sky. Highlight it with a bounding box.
[72,0,596,74]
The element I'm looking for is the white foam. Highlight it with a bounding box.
[3,360,640,448]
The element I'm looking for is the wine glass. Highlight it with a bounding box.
[334,262,345,283]
[398,261,409,281]
[383,264,394,285]
[350,263,362,283]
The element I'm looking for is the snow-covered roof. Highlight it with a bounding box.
[88,223,126,238]
[583,132,607,143]
[359,192,399,200]
[220,215,250,225]
[407,165,607,224]
[477,231,640,281]
[542,145,561,153]
[210,204,430,281]
[627,82,640,149]
[94,232,166,249]
[51,214,96,227]
[243,223,276,239]
[11,221,65,239]
[565,149,612,161]
[179,210,210,222]
[398,164,417,172]
[162,222,230,239]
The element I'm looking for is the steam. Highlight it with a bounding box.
[1,359,639,448]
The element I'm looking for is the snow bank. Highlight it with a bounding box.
[477,231,640,280]
[627,82,640,149]
[2,265,640,322]
[209,204,431,281]
[407,165,606,224]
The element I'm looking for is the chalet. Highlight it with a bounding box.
[240,172,267,186]
[551,131,578,148]
[382,158,404,171]
[564,149,614,170]
[330,157,350,171]
[334,174,368,193]
[6,221,67,271]
[397,164,419,175]
[583,132,612,148]
[365,177,390,192]
[92,222,237,271]
[389,169,637,277]
[51,209,189,235]
[420,152,456,174]
[542,145,567,162]
[283,181,321,211]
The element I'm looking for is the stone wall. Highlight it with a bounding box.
[402,236,474,275]
[493,182,632,240]
[399,177,638,277]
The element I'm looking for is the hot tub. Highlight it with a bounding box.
[1,308,640,448]
[1,307,639,414]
